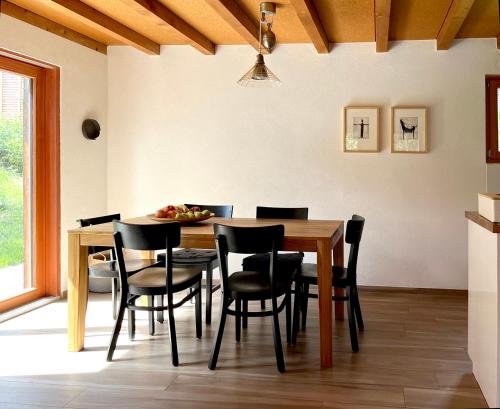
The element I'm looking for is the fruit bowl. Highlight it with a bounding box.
[149,212,215,224]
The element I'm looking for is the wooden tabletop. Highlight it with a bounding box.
[465,211,500,233]
[69,216,344,252]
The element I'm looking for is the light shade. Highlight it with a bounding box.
[237,54,281,88]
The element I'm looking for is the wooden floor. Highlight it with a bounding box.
[0,288,488,409]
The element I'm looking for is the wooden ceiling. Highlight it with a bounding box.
[1,0,498,55]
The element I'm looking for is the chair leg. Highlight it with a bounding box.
[208,298,228,370]
[261,300,266,310]
[195,283,202,339]
[128,307,136,341]
[352,286,364,330]
[301,283,309,330]
[157,295,164,323]
[235,298,241,342]
[271,299,286,373]
[286,291,292,344]
[242,300,248,329]
[346,288,359,352]
[292,282,302,345]
[206,264,213,325]
[111,277,118,320]
[107,294,126,362]
[148,296,155,336]
[166,292,179,366]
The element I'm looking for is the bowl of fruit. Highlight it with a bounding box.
[150,205,215,224]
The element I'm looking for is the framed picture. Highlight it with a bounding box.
[391,106,428,153]
[343,106,380,152]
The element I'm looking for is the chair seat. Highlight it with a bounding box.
[299,263,348,287]
[88,258,158,278]
[242,252,304,276]
[228,270,289,300]
[128,266,202,295]
[157,249,218,265]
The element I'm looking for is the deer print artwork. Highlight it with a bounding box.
[392,107,427,153]
[399,117,418,139]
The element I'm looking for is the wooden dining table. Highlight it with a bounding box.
[67,216,345,368]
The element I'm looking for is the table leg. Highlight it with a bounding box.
[68,233,88,351]
[333,233,345,320]
[317,239,333,368]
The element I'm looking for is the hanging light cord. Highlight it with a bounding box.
[258,13,264,54]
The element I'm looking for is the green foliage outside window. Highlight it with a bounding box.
[0,117,24,268]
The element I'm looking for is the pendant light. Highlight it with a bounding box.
[237,2,281,88]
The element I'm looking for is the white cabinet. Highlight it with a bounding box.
[467,215,500,408]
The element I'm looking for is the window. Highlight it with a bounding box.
[486,76,500,163]
[0,51,60,313]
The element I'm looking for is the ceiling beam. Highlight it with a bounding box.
[49,0,160,55]
[375,0,391,52]
[205,0,261,52]
[132,0,214,55]
[0,1,107,54]
[436,0,477,50]
[289,0,329,54]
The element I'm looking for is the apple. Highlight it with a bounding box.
[194,211,203,218]
[166,210,177,219]
[155,209,167,218]
[167,205,175,211]
[190,206,201,212]
[201,209,211,216]
[175,213,187,220]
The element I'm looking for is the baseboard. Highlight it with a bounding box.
[358,285,467,296]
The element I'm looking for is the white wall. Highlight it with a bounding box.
[107,40,499,290]
[0,15,108,290]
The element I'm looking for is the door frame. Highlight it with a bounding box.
[0,49,60,313]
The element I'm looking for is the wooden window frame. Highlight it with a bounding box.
[0,50,60,313]
[486,75,500,163]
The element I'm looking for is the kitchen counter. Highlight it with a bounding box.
[466,211,500,407]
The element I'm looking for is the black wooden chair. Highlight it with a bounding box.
[292,215,365,352]
[209,223,292,373]
[78,214,159,319]
[242,206,308,322]
[156,204,233,324]
[107,221,203,366]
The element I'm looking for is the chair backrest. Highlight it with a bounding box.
[345,214,365,284]
[214,223,284,294]
[256,206,308,220]
[214,224,284,255]
[113,221,181,290]
[113,221,181,251]
[78,213,121,256]
[79,214,121,228]
[185,204,233,218]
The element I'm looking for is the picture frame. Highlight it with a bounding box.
[391,106,428,153]
[343,106,380,152]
